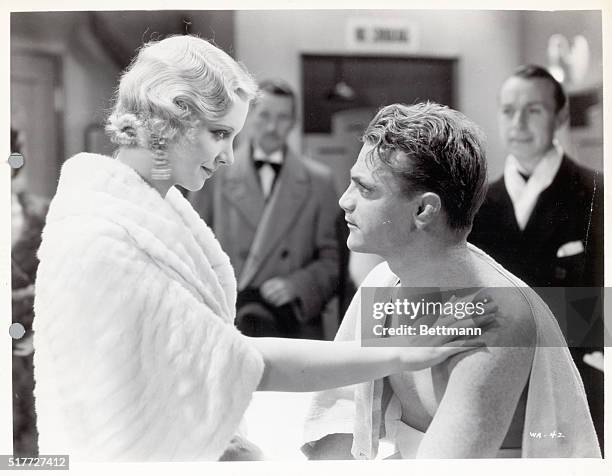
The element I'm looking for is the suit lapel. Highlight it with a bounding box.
[222,144,266,230]
[238,151,310,290]
[261,151,310,252]
[495,180,522,235]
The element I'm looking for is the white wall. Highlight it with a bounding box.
[235,9,523,180]
[519,10,602,88]
[12,12,120,163]
[519,10,603,171]
[62,22,121,158]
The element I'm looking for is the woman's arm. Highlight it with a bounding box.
[249,337,400,392]
[248,295,495,392]
[247,331,483,392]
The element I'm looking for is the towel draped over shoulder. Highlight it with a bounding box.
[303,254,601,458]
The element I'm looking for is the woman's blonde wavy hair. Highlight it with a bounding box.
[106,35,258,150]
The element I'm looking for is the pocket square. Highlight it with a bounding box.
[556,240,584,257]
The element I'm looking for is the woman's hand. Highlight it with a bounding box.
[381,296,498,371]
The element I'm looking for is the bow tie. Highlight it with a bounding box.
[254,159,282,174]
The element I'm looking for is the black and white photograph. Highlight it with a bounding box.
[3,2,609,474]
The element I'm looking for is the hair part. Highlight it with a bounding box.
[106,35,258,150]
[511,64,567,112]
[363,102,488,232]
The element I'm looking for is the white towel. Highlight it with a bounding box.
[303,246,601,458]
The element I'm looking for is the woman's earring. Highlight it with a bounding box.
[150,134,171,180]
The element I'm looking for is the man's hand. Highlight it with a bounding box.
[260,277,297,307]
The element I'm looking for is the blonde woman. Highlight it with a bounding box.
[33,35,490,461]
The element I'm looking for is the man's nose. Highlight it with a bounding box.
[264,118,279,133]
[512,109,527,128]
[339,187,354,212]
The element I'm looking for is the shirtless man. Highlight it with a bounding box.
[303,102,600,458]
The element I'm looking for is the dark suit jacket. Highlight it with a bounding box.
[470,155,603,288]
[190,143,340,322]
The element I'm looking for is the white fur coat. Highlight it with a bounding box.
[33,153,264,461]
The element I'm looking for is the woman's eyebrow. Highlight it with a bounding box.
[210,123,235,132]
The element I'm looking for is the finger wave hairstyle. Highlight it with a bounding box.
[106,35,258,150]
[363,102,488,231]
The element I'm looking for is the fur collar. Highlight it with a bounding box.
[48,152,237,322]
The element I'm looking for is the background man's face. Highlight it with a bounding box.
[498,76,561,166]
[339,143,416,257]
[249,91,295,154]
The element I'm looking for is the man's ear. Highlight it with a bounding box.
[414,192,442,229]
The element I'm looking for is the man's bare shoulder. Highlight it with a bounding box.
[436,286,536,404]
[480,287,537,348]
[435,286,537,379]
[468,246,538,347]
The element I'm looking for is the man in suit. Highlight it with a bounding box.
[469,64,604,447]
[191,79,340,338]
